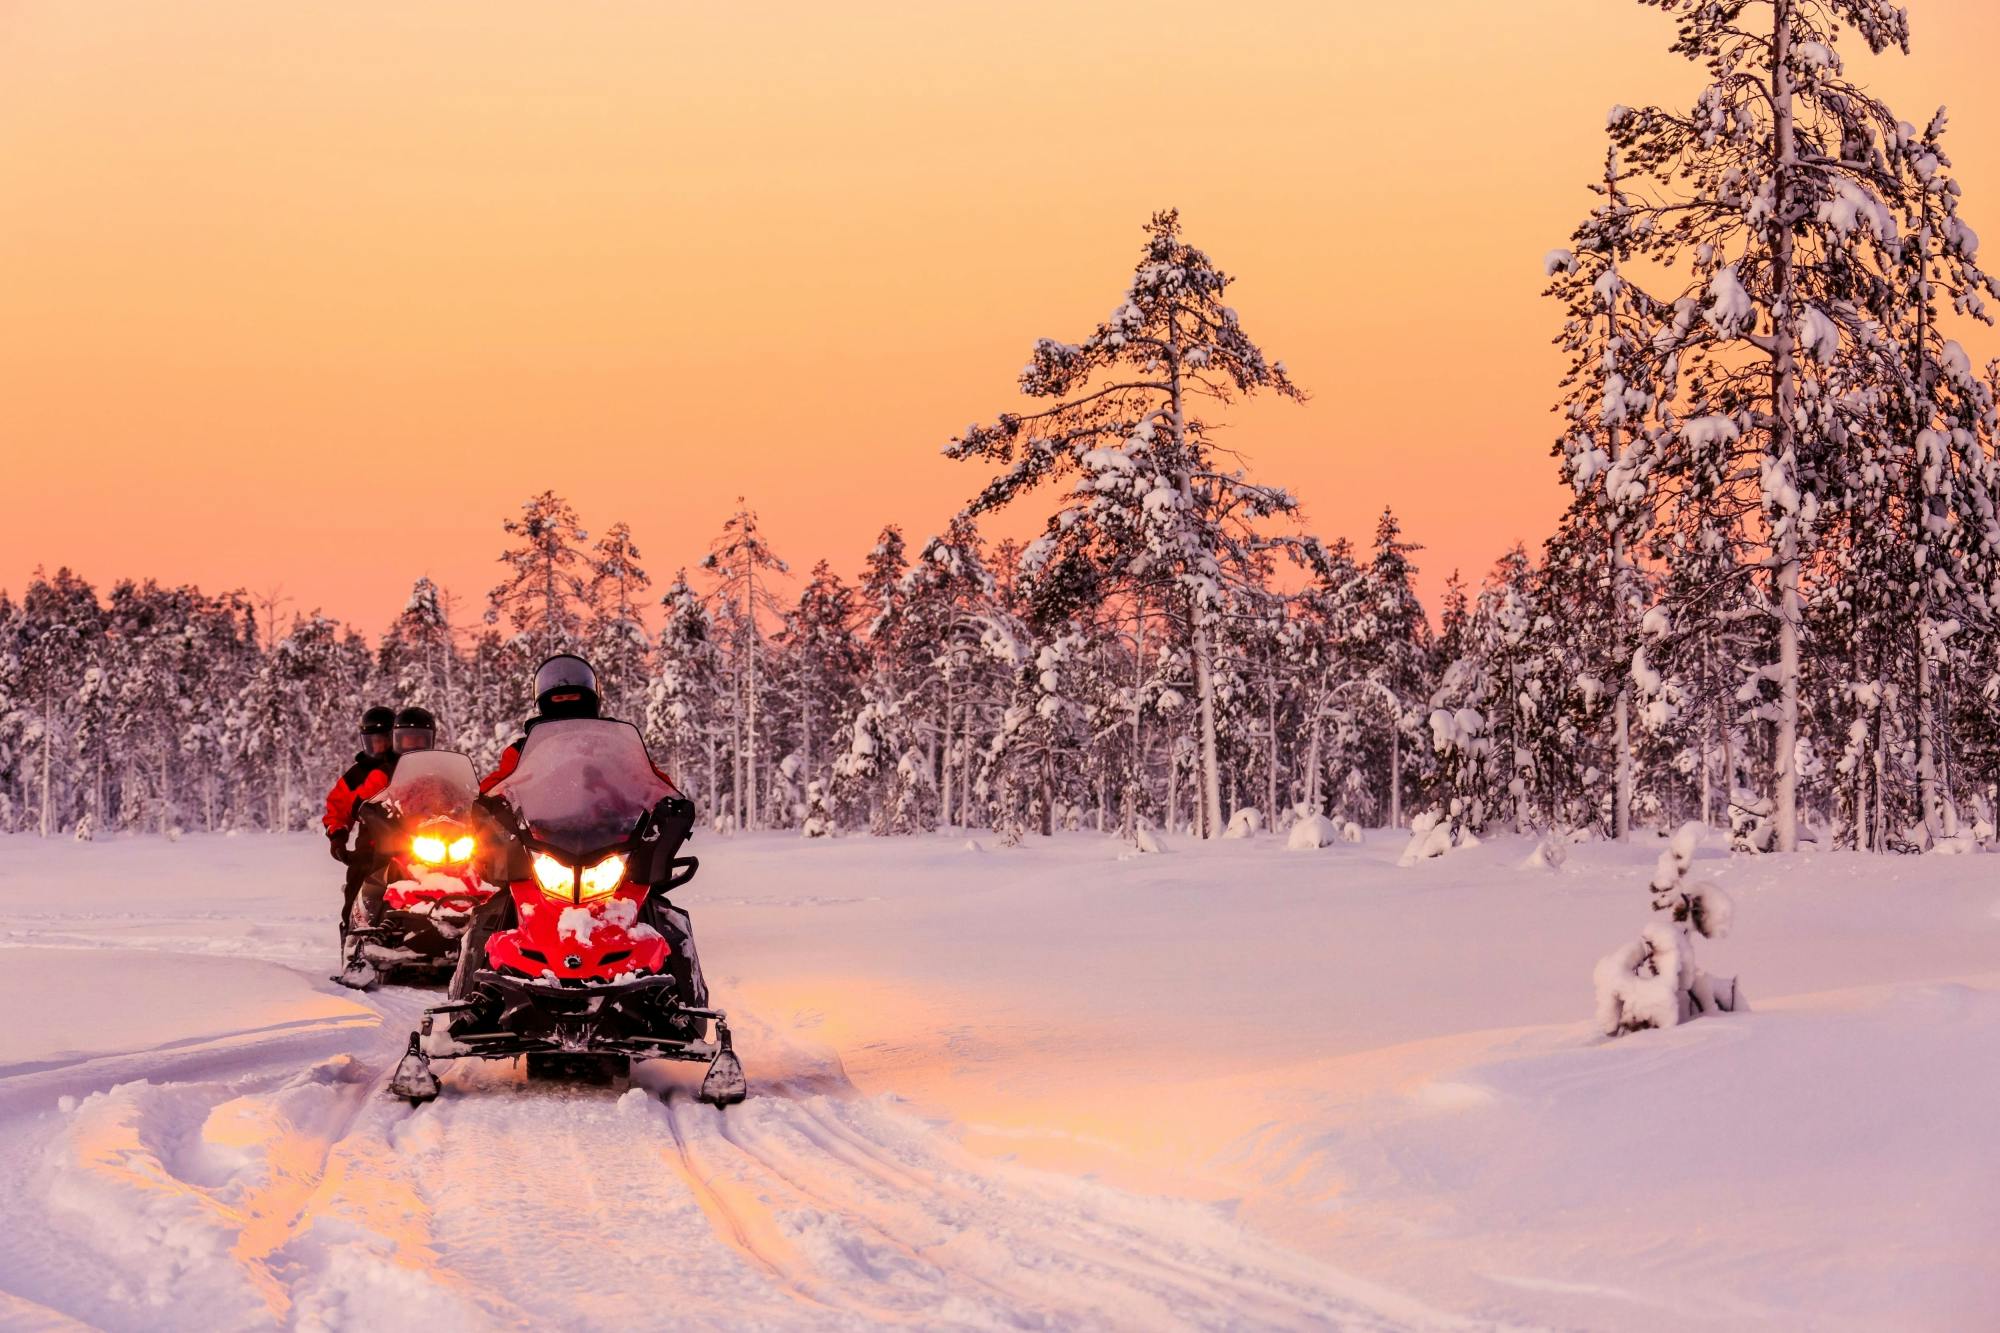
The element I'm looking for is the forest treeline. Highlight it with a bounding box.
[7,0,2000,852]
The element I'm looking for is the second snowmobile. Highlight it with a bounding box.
[337,749,498,989]
[389,717,743,1106]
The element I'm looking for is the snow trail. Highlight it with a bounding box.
[0,845,1471,1331]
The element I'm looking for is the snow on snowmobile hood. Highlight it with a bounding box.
[373,750,478,819]
[489,718,672,855]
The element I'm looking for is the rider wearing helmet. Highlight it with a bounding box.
[478,653,609,791]
[393,706,438,754]
[324,705,400,941]
[324,706,397,860]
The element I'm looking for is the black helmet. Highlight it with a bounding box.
[361,705,395,756]
[393,706,437,753]
[535,654,601,719]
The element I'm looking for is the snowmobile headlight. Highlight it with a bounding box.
[578,853,626,901]
[532,852,577,900]
[447,835,476,863]
[411,834,449,865]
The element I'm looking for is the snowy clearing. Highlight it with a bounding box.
[0,830,1993,1331]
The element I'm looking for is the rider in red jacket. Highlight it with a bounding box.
[325,705,396,941]
[324,706,396,857]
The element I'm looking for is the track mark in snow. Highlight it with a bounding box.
[650,1088,1461,1331]
[660,1094,827,1306]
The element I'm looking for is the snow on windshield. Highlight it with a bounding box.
[374,751,478,818]
[491,719,671,854]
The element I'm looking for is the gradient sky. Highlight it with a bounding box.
[5,0,2000,633]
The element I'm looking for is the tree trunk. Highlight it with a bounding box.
[1189,598,1224,838]
[1769,0,1803,853]
[38,693,53,838]
[939,673,954,829]
[1304,697,1325,813]
[1603,150,1637,842]
[1388,718,1402,830]
[1039,751,1054,837]
[1125,597,1145,840]
[1265,686,1279,825]
[961,702,975,827]
[1912,475,1945,842]
[744,575,760,832]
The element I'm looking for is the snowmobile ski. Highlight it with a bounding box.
[388,1032,440,1105]
[696,1024,746,1106]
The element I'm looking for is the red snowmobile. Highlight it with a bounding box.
[389,718,744,1106]
[338,750,498,990]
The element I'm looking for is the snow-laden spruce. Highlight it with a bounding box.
[1594,823,1743,1036]
[701,501,790,832]
[1587,0,2000,854]
[944,210,1312,841]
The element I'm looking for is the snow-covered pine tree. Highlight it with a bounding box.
[897,518,1013,829]
[380,577,460,735]
[585,521,654,724]
[947,210,1308,839]
[647,570,723,812]
[979,623,1089,839]
[235,614,363,831]
[1873,109,2000,845]
[1345,510,1432,828]
[1546,147,1670,839]
[15,568,106,836]
[487,491,590,659]
[1594,822,1742,1035]
[1535,506,1629,829]
[777,559,867,807]
[0,594,23,833]
[461,627,537,772]
[701,501,789,832]
[1608,0,1984,849]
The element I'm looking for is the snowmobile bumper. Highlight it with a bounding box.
[353,910,470,969]
[419,972,722,1061]
[411,973,745,1102]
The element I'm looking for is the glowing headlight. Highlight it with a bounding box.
[532,852,576,900]
[578,853,626,901]
[411,834,448,865]
[447,835,476,862]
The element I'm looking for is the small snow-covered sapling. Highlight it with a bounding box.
[1593,822,1743,1036]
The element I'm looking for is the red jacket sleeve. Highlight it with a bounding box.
[323,765,389,834]
[479,744,522,794]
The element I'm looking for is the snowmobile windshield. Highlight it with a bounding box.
[374,750,479,819]
[489,718,672,856]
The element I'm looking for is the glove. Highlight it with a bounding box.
[328,832,349,864]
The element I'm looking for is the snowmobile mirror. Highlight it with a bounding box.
[638,796,695,883]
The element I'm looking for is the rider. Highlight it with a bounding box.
[472,654,706,1010]
[324,705,397,935]
[481,655,625,790]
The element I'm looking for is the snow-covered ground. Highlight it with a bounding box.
[0,828,1992,1331]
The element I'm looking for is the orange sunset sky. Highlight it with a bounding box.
[5,0,2000,633]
